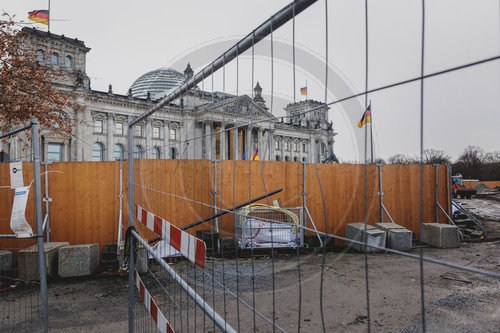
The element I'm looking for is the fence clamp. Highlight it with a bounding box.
[301,191,308,196]
[377,192,384,196]
[43,197,52,202]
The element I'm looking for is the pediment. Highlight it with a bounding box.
[202,95,275,119]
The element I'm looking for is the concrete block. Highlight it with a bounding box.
[58,244,99,277]
[345,223,386,252]
[423,223,460,248]
[387,228,413,252]
[375,223,405,232]
[375,223,413,251]
[0,250,13,271]
[18,242,69,281]
[118,241,147,273]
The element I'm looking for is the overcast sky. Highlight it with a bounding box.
[3,0,500,162]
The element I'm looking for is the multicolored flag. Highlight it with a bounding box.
[28,10,49,25]
[357,104,372,128]
[300,87,307,96]
[251,150,259,161]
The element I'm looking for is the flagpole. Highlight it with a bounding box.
[370,100,373,163]
[48,0,51,32]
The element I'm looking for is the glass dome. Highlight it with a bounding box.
[129,68,184,100]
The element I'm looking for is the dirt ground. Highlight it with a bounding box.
[2,197,499,332]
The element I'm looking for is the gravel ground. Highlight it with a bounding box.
[1,196,499,332]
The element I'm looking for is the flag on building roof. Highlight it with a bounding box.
[28,10,49,25]
[300,87,307,96]
[251,150,259,161]
[357,104,371,128]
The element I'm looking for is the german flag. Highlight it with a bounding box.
[300,87,307,96]
[357,104,371,128]
[251,150,259,161]
[28,10,49,25]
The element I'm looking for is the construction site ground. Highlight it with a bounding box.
[2,195,499,332]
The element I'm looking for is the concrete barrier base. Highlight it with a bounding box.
[18,242,69,281]
[423,223,460,248]
[58,244,99,277]
[345,223,386,252]
[375,223,413,252]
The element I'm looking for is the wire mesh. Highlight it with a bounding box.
[125,1,500,332]
[0,122,46,333]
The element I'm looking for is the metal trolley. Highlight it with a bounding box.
[235,204,304,249]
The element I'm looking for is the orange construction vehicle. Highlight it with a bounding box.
[451,173,476,199]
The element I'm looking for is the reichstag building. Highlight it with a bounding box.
[4,28,336,163]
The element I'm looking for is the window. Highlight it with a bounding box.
[134,145,143,159]
[153,126,161,139]
[36,50,44,62]
[170,128,177,140]
[51,111,66,129]
[275,155,281,161]
[152,147,161,159]
[47,143,62,162]
[116,122,124,135]
[294,157,298,162]
[65,55,72,67]
[285,156,290,161]
[113,144,124,160]
[51,53,59,65]
[293,142,298,152]
[275,141,281,150]
[302,143,307,153]
[135,125,143,137]
[94,119,103,133]
[92,143,104,161]
[285,141,290,151]
[169,147,177,159]
[302,157,307,163]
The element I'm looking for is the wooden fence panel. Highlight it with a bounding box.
[0,163,37,251]
[1,161,451,254]
[463,180,500,189]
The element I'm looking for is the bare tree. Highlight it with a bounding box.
[0,14,71,134]
[423,148,451,165]
[387,153,418,164]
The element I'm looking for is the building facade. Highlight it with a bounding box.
[3,28,336,163]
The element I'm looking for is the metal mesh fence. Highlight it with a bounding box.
[124,0,500,332]
[0,120,47,332]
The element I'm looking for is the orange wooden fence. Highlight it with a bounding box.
[0,161,450,253]
[463,180,500,189]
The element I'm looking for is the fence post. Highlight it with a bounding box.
[127,122,135,332]
[434,164,440,223]
[377,163,384,223]
[31,118,49,333]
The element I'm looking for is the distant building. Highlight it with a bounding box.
[2,28,336,163]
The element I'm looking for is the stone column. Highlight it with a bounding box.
[281,137,285,160]
[145,120,152,159]
[257,128,263,160]
[74,108,83,161]
[204,122,212,160]
[269,129,275,160]
[220,123,226,160]
[63,140,70,162]
[232,124,239,160]
[262,130,270,161]
[106,114,114,161]
[245,125,252,160]
[163,121,170,159]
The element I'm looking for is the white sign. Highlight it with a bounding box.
[10,162,24,189]
[10,186,33,238]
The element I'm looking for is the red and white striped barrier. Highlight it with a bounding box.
[136,205,206,268]
[134,270,174,333]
